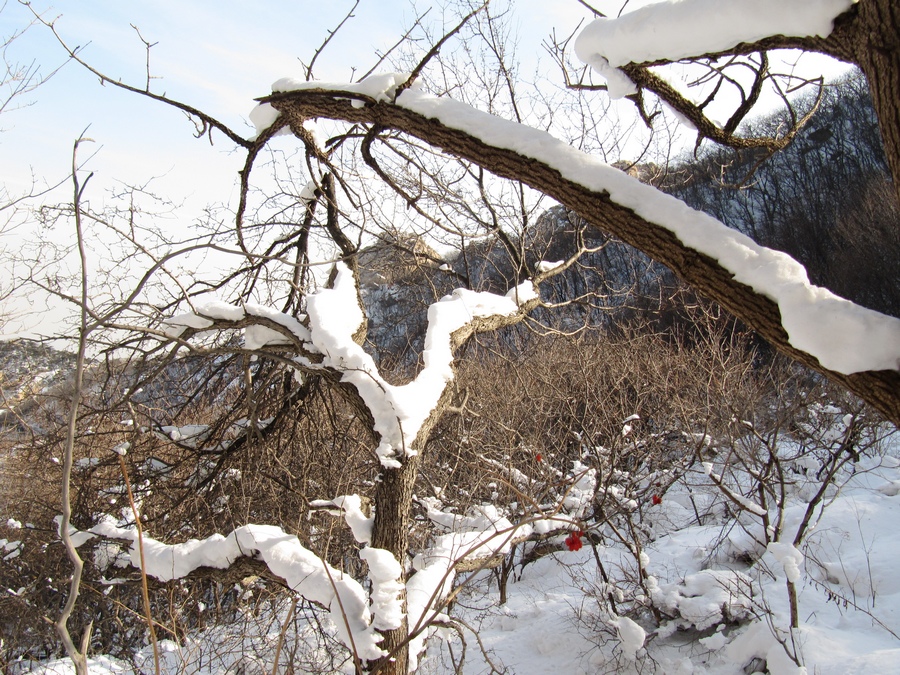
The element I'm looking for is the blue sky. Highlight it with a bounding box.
[0,0,850,203]
[0,1,591,199]
[1,1,433,199]
[0,0,851,337]
[0,0,594,335]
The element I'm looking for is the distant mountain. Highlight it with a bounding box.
[662,69,899,317]
[357,209,673,370]
[0,339,74,425]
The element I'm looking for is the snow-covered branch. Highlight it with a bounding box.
[574,0,856,77]
[258,76,900,422]
[168,262,540,468]
[86,520,387,661]
[305,263,540,467]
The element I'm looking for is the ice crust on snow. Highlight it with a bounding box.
[650,569,755,630]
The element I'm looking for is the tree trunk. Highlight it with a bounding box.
[366,383,461,674]
[852,0,900,206]
[368,454,420,675]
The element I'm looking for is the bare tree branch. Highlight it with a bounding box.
[262,88,900,422]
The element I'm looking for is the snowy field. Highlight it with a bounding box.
[18,411,899,675]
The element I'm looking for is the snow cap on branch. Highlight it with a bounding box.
[88,519,387,661]
[575,0,857,81]
[306,262,527,467]
[360,547,405,631]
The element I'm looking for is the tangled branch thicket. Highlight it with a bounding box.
[2,291,880,673]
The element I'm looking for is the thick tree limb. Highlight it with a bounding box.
[261,90,900,423]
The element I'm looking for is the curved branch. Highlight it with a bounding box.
[260,88,900,422]
[619,62,822,152]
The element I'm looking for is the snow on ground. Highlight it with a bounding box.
[22,423,900,674]
[412,432,900,675]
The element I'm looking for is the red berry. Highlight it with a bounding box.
[565,531,583,551]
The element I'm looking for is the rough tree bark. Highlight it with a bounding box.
[265,92,900,426]
[842,0,900,204]
[368,456,419,673]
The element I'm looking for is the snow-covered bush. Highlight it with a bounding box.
[650,569,755,631]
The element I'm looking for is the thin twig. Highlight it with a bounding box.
[118,453,161,675]
[270,596,298,675]
[303,0,360,81]
[394,1,491,97]
[54,134,94,675]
